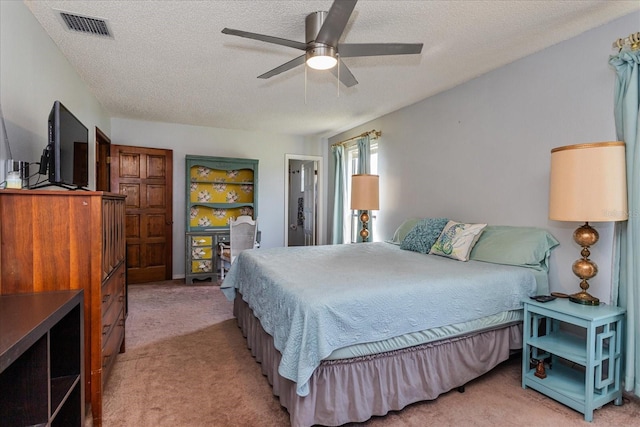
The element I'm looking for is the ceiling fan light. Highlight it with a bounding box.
[307,55,337,70]
[306,45,337,70]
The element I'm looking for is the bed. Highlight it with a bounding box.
[221,222,559,426]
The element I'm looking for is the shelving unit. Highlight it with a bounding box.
[522,298,625,422]
[0,290,84,426]
[185,155,258,284]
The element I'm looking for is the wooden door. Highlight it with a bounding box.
[110,145,173,283]
[95,127,111,192]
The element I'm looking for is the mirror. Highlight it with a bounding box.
[284,154,323,246]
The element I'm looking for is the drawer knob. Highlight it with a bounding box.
[102,324,111,335]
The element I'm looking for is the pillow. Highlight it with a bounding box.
[429,221,487,261]
[400,218,449,253]
[469,225,559,271]
[388,218,421,245]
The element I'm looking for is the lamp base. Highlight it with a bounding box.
[569,290,600,306]
[568,222,600,306]
[359,210,370,243]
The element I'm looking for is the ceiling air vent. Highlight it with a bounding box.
[59,11,112,37]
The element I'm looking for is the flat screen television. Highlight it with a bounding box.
[39,100,89,189]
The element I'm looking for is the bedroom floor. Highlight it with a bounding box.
[89,281,640,426]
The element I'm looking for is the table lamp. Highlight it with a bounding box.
[549,141,628,305]
[351,174,379,243]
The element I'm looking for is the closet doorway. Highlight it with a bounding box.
[284,154,323,246]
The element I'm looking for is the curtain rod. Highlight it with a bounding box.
[612,32,640,51]
[331,130,382,147]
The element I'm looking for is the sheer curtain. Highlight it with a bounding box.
[356,135,372,241]
[331,145,345,244]
[610,47,640,397]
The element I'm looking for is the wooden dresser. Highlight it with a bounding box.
[0,190,126,427]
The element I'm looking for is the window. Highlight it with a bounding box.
[344,141,378,243]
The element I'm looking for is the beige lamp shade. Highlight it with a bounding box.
[351,174,379,210]
[549,142,628,222]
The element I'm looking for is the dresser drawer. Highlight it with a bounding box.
[101,307,124,380]
[216,234,230,244]
[191,246,212,260]
[101,287,123,347]
[191,235,213,247]
[101,262,125,314]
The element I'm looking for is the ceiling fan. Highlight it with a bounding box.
[221,0,423,87]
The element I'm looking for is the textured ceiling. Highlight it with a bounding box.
[24,0,640,138]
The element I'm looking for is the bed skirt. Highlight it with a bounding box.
[234,293,523,427]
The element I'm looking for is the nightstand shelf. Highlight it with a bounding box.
[527,330,592,365]
[524,362,587,403]
[522,298,625,422]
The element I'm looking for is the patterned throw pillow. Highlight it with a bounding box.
[430,221,487,261]
[400,218,449,254]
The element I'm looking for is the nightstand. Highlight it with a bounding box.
[522,298,625,422]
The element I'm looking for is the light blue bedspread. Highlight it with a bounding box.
[221,242,537,396]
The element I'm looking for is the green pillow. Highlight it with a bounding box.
[469,225,559,271]
[388,218,421,245]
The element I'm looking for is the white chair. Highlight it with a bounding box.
[219,215,257,279]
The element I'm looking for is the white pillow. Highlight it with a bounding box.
[430,221,487,261]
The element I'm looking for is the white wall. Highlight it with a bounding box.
[110,118,321,278]
[0,1,111,188]
[327,11,640,304]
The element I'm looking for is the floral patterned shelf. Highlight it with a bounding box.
[189,182,254,203]
[190,166,254,183]
[189,205,254,228]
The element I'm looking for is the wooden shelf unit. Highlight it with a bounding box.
[0,190,126,427]
[0,290,84,426]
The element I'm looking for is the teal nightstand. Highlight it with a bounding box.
[522,298,625,422]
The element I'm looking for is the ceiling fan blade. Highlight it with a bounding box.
[257,55,306,79]
[315,0,358,46]
[222,28,307,51]
[329,59,358,87]
[338,43,423,57]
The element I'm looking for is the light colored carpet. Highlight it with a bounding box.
[95,282,640,426]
